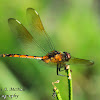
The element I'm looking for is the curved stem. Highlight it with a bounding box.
[52,80,62,100]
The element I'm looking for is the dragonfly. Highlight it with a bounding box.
[0,8,94,75]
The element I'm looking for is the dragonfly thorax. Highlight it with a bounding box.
[42,51,71,63]
[47,50,60,58]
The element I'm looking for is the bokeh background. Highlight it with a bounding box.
[0,0,99,100]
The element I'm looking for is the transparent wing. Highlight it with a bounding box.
[26,8,54,53]
[68,57,94,66]
[8,18,47,55]
[8,18,33,43]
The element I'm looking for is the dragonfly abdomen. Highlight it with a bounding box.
[0,54,42,60]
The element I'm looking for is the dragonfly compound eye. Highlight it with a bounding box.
[63,52,71,61]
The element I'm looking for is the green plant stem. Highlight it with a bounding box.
[65,65,73,100]
[54,86,62,100]
[52,80,62,100]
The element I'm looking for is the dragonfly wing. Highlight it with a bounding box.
[26,8,54,53]
[8,18,33,43]
[68,57,94,66]
[8,18,44,55]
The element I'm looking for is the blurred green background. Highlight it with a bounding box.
[0,0,99,100]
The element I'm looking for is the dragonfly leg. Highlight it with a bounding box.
[60,63,64,71]
[57,65,66,72]
[59,67,60,71]
[57,64,59,75]
[58,63,65,72]
[57,64,72,77]
[57,64,67,77]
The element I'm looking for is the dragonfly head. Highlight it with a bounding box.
[63,52,71,61]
